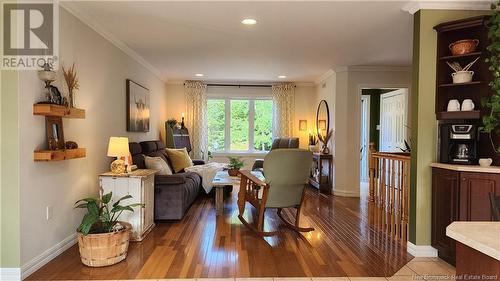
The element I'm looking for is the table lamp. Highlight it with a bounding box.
[107,137,130,174]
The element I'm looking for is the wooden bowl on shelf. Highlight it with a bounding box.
[449,39,479,55]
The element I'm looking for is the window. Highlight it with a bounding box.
[207,98,273,153]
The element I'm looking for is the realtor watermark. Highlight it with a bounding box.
[413,274,498,280]
[1,1,59,70]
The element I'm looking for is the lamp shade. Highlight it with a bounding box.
[107,137,130,157]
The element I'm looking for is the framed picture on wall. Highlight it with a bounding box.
[126,79,150,132]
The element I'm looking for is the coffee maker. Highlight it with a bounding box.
[439,124,479,164]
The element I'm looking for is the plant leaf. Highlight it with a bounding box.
[101,192,112,204]
[112,194,132,207]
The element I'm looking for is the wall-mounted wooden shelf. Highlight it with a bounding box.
[34,148,86,161]
[436,110,481,120]
[33,104,85,119]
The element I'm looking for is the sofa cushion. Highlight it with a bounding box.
[140,141,158,154]
[129,142,146,169]
[166,148,194,173]
[155,174,186,185]
[144,155,172,175]
[155,140,166,150]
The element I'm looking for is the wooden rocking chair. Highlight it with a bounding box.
[237,149,314,236]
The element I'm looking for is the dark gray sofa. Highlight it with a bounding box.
[129,140,204,220]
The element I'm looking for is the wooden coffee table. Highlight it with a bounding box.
[212,170,264,215]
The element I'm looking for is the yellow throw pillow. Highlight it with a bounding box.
[165,148,194,173]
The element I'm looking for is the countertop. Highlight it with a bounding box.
[446,222,500,261]
[430,162,500,174]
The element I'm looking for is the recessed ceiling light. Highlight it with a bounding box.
[195,73,204,77]
[241,18,257,25]
[278,75,287,79]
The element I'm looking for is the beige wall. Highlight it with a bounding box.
[344,68,411,196]
[19,7,167,274]
[315,68,411,196]
[164,83,317,167]
[410,9,489,245]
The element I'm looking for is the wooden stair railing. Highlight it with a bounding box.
[368,143,411,244]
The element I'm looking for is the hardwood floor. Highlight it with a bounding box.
[27,186,412,280]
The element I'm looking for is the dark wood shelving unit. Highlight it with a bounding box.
[434,16,491,121]
[436,110,481,120]
[438,51,482,61]
[434,15,499,166]
[432,16,500,267]
[437,81,484,88]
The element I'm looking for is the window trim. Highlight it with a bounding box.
[208,97,273,154]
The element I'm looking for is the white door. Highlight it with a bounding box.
[379,89,408,152]
[360,95,370,182]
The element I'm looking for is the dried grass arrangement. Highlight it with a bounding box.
[318,129,334,154]
[62,63,80,108]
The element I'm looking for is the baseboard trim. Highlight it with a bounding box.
[0,268,21,281]
[407,242,438,257]
[21,233,77,279]
[332,189,359,197]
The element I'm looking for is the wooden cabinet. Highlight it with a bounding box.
[432,167,500,265]
[99,169,156,241]
[309,153,333,194]
[459,172,500,221]
[432,168,460,264]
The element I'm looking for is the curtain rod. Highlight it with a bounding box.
[182,83,296,88]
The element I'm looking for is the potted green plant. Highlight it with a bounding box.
[483,1,500,155]
[227,156,244,176]
[74,192,143,267]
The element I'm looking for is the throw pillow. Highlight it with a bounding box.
[144,155,173,175]
[165,147,193,173]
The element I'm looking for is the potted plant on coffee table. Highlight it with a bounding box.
[227,156,244,176]
[74,192,143,267]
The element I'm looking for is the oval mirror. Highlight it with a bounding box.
[316,100,330,136]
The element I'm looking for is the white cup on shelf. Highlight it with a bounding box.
[447,99,460,112]
[461,99,475,111]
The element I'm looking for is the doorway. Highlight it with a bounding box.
[359,88,409,195]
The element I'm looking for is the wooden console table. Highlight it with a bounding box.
[309,153,333,194]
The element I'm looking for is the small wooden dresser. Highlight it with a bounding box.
[99,169,157,241]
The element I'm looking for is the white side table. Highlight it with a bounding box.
[99,169,157,241]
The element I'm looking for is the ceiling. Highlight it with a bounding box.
[63,1,414,82]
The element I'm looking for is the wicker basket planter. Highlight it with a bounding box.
[76,222,132,267]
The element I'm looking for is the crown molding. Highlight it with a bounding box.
[165,80,315,87]
[59,2,166,82]
[295,82,315,87]
[315,69,336,84]
[347,65,412,72]
[402,0,491,15]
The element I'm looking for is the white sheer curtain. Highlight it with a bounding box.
[272,83,295,138]
[184,80,208,160]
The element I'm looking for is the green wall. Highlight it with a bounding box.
[410,9,490,245]
[0,70,21,268]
